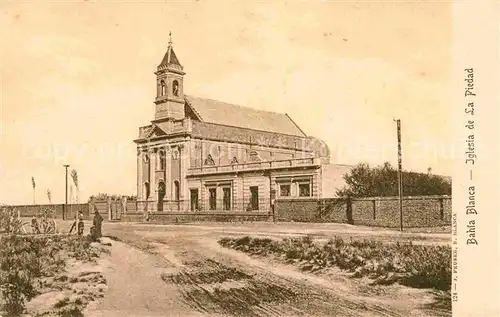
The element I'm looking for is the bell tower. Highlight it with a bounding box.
[154,32,185,121]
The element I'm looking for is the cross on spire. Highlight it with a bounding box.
[168,31,173,46]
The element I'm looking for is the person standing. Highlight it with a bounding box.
[92,210,103,239]
[77,213,84,236]
[31,216,40,234]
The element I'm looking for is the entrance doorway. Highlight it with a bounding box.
[157,181,166,212]
[190,189,199,211]
[250,186,259,210]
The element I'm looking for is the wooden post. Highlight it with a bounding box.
[395,119,403,231]
[372,199,376,220]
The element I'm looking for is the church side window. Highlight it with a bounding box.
[209,187,217,210]
[222,187,231,211]
[280,184,291,197]
[298,183,311,197]
[276,177,312,197]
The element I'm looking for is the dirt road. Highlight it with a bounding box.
[83,223,450,317]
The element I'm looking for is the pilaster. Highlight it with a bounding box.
[179,144,187,211]
[150,150,156,201]
[165,146,172,200]
[137,149,142,200]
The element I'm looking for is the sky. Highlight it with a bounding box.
[0,1,453,205]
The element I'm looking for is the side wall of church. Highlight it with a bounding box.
[188,139,311,169]
[186,172,272,212]
[191,121,320,153]
[185,167,322,213]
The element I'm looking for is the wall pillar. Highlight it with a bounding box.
[107,197,112,221]
[137,149,142,200]
[179,143,188,211]
[165,146,172,201]
[150,149,156,203]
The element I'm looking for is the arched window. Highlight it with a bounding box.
[204,154,215,166]
[173,180,180,201]
[173,80,179,96]
[144,182,150,199]
[158,181,166,201]
[160,80,167,96]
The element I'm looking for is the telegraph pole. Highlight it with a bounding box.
[394,119,403,231]
[63,164,70,220]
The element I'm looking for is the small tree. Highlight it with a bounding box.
[71,169,79,204]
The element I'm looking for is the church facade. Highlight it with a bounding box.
[134,40,351,213]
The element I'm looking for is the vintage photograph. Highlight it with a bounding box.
[1,1,455,316]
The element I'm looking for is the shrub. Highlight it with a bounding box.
[218,236,451,291]
[0,235,103,316]
[0,235,42,315]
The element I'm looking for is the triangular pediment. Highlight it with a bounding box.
[145,123,167,139]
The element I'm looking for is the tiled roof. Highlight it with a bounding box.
[159,46,182,68]
[185,95,307,137]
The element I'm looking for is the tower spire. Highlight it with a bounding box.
[157,31,183,70]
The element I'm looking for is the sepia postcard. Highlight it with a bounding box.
[0,1,498,316]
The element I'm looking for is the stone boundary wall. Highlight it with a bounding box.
[88,200,272,223]
[147,212,271,224]
[6,195,451,227]
[275,195,452,228]
[7,204,90,220]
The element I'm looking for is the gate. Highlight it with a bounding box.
[109,201,122,220]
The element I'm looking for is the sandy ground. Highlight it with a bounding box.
[22,239,111,317]
[68,221,452,317]
[51,220,451,245]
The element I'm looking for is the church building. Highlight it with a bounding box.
[134,37,351,213]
